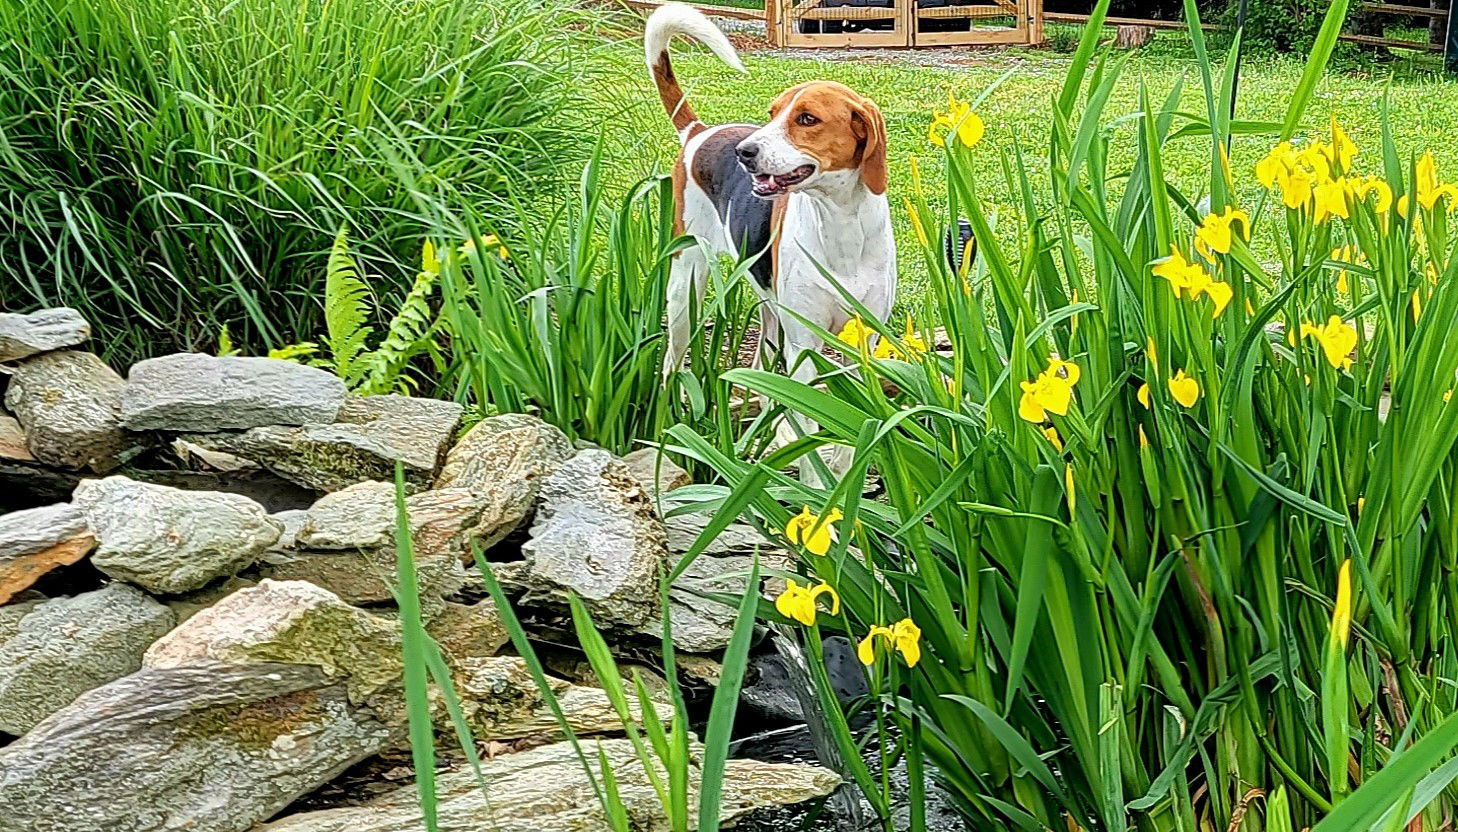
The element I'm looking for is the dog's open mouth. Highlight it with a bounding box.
[751,164,815,197]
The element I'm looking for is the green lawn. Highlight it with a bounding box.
[599,31,1458,303]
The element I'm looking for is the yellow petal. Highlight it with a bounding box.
[1064,463,1076,515]
[1168,370,1201,408]
[857,633,877,666]
[1202,281,1233,318]
[1018,387,1046,423]
[1042,426,1063,451]
[1137,382,1151,409]
[811,583,840,616]
[1035,377,1074,417]
[1331,559,1353,648]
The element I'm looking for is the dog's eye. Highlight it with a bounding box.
[795,113,820,127]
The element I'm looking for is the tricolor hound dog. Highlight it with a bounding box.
[645,2,896,390]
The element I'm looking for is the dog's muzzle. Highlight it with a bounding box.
[736,141,815,198]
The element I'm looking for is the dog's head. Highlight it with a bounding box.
[735,81,887,199]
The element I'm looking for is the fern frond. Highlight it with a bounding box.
[267,342,320,363]
[324,226,374,387]
[217,325,239,357]
[358,249,442,394]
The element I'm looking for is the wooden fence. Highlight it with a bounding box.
[616,0,1455,69]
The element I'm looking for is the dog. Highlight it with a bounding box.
[645,2,896,390]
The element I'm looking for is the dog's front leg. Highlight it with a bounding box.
[663,243,709,379]
[774,320,852,488]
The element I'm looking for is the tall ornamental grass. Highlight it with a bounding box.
[0,0,601,362]
[668,0,1458,828]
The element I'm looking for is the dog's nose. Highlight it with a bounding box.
[736,142,760,163]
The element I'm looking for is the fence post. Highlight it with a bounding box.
[1027,0,1044,44]
[1448,0,1458,73]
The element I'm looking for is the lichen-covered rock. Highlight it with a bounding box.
[434,413,574,549]
[289,482,469,602]
[0,307,90,362]
[0,415,33,462]
[74,476,283,594]
[4,350,127,471]
[663,508,786,559]
[516,449,669,629]
[0,502,95,604]
[258,737,840,832]
[0,594,45,643]
[426,598,510,663]
[0,583,174,735]
[122,353,346,431]
[0,662,398,832]
[453,656,671,739]
[143,579,403,704]
[647,555,757,654]
[621,447,692,497]
[182,395,462,493]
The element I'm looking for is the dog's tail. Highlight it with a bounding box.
[644,2,745,139]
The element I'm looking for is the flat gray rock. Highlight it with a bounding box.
[289,482,470,602]
[0,662,398,832]
[434,413,573,550]
[0,583,174,735]
[0,502,86,561]
[182,395,462,492]
[74,475,283,594]
[0,307,90,362]
[258,737,839,832]
[517,449,668,629]
[0,503,95,604]
[4,350,127,471]
[621,447,692,497]
[122,353,346,431]
[650,555,757,654]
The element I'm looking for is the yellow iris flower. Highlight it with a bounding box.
[1195,207,1251,257]
[874,316,929,361]
[1300,315,1359,371]
[1150,246,1231,317]
[1413,152,1458,212]
[837,317,873,352]
[1329,115,1357,172]
[857,618,922,668]
[1137,382,1151,409]
[785,506,844,556]
[1167,369,1201,408]
[1350,176,1392,213]
[774,578,840,626]
[1018,357,1081,423]
[1312,177,1351,224]
[460,234,510,260]
[1151,245,1204,298]
[929,92,984,149]
[1255,142,1295,189]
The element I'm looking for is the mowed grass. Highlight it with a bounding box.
[599,32,1458,303]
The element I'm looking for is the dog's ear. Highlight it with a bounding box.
[851,96,887,196]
